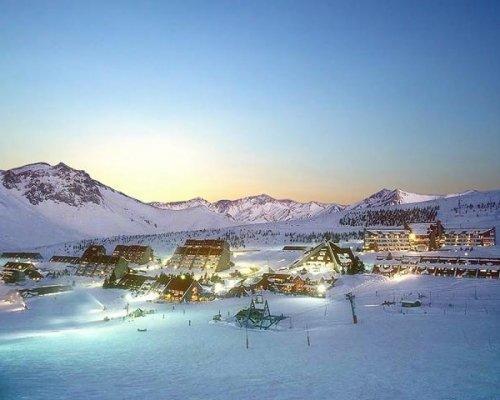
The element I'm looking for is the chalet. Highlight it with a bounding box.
[167,239,231,274]
[76,255,128,278]
[252,273,327,297]
[1,252,43,261]
[49,255,81,264]
[290,241,356,274]
[115,273,156,291]
[2,261,44,281]
[112,245,154,265]
[80,245,106,263]
[162,275,207,302]
[144,274,169,295]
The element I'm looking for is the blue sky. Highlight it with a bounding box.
[1,0,499,203]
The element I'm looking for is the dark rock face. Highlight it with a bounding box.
[1,163,102,206]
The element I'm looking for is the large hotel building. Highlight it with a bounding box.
[364,222,495,252]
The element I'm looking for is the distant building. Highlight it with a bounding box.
[76,255,128,278]
[49,255,81,264]
[2,269,26,283]
[167,239,231,274]
[2,261,44,281]
[282,245,310,251]
[364,228,411,252]
[290,241,356,273]
[372,257,499,279]
[114,273,156,291]
[112,245,154,265]
[162,275,206,302]
[443,228,495,247]
[80,245,106,263]
[1,252,43,261]
[252,273,325,297]
[364,223,495,252]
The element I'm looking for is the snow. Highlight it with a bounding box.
[0,163,237,249]
[1,162,498,250]
[150,194,342,223]
[0,271,499,400]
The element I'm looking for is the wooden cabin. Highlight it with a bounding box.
[162,275,207,302]
[115,273,155,291]
[290,240,356,273]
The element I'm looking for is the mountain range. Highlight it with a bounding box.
[151,195,342,223]
[0,162,234,249]
[0,162,497,249]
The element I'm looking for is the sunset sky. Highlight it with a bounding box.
[1,1,499,204]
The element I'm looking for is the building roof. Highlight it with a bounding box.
[118,273,154,288]
[50,255,81,264]
[3,261,36,270]
[113,244,152,252]
[83,255,126,266]
[445,227,495,234]
[1,252,43,260]
[165,276,197,292]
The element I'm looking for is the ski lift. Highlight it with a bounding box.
[234,297,287,330]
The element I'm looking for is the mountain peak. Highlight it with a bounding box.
[348,188,442,210]
[2,161,102,207]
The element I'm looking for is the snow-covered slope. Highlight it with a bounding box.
[0,163,235,249]
[285,188,500,233]
[347,189,442,210]
[151,194,342,223]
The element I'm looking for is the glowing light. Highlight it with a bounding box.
[317,284,327,294]
[214,283,225,294]
[391,274,415,283]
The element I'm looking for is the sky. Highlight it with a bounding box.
[1,0,499,204]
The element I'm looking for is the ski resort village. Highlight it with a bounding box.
[0,162,499,399]
[2,2,500,398]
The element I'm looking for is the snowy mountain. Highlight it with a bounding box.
[150,197,213,211]
[1,162,498,250]
[151,194,343,223]
[0,162,235,249]
[284,188,500,233]
[348,188,443,210]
